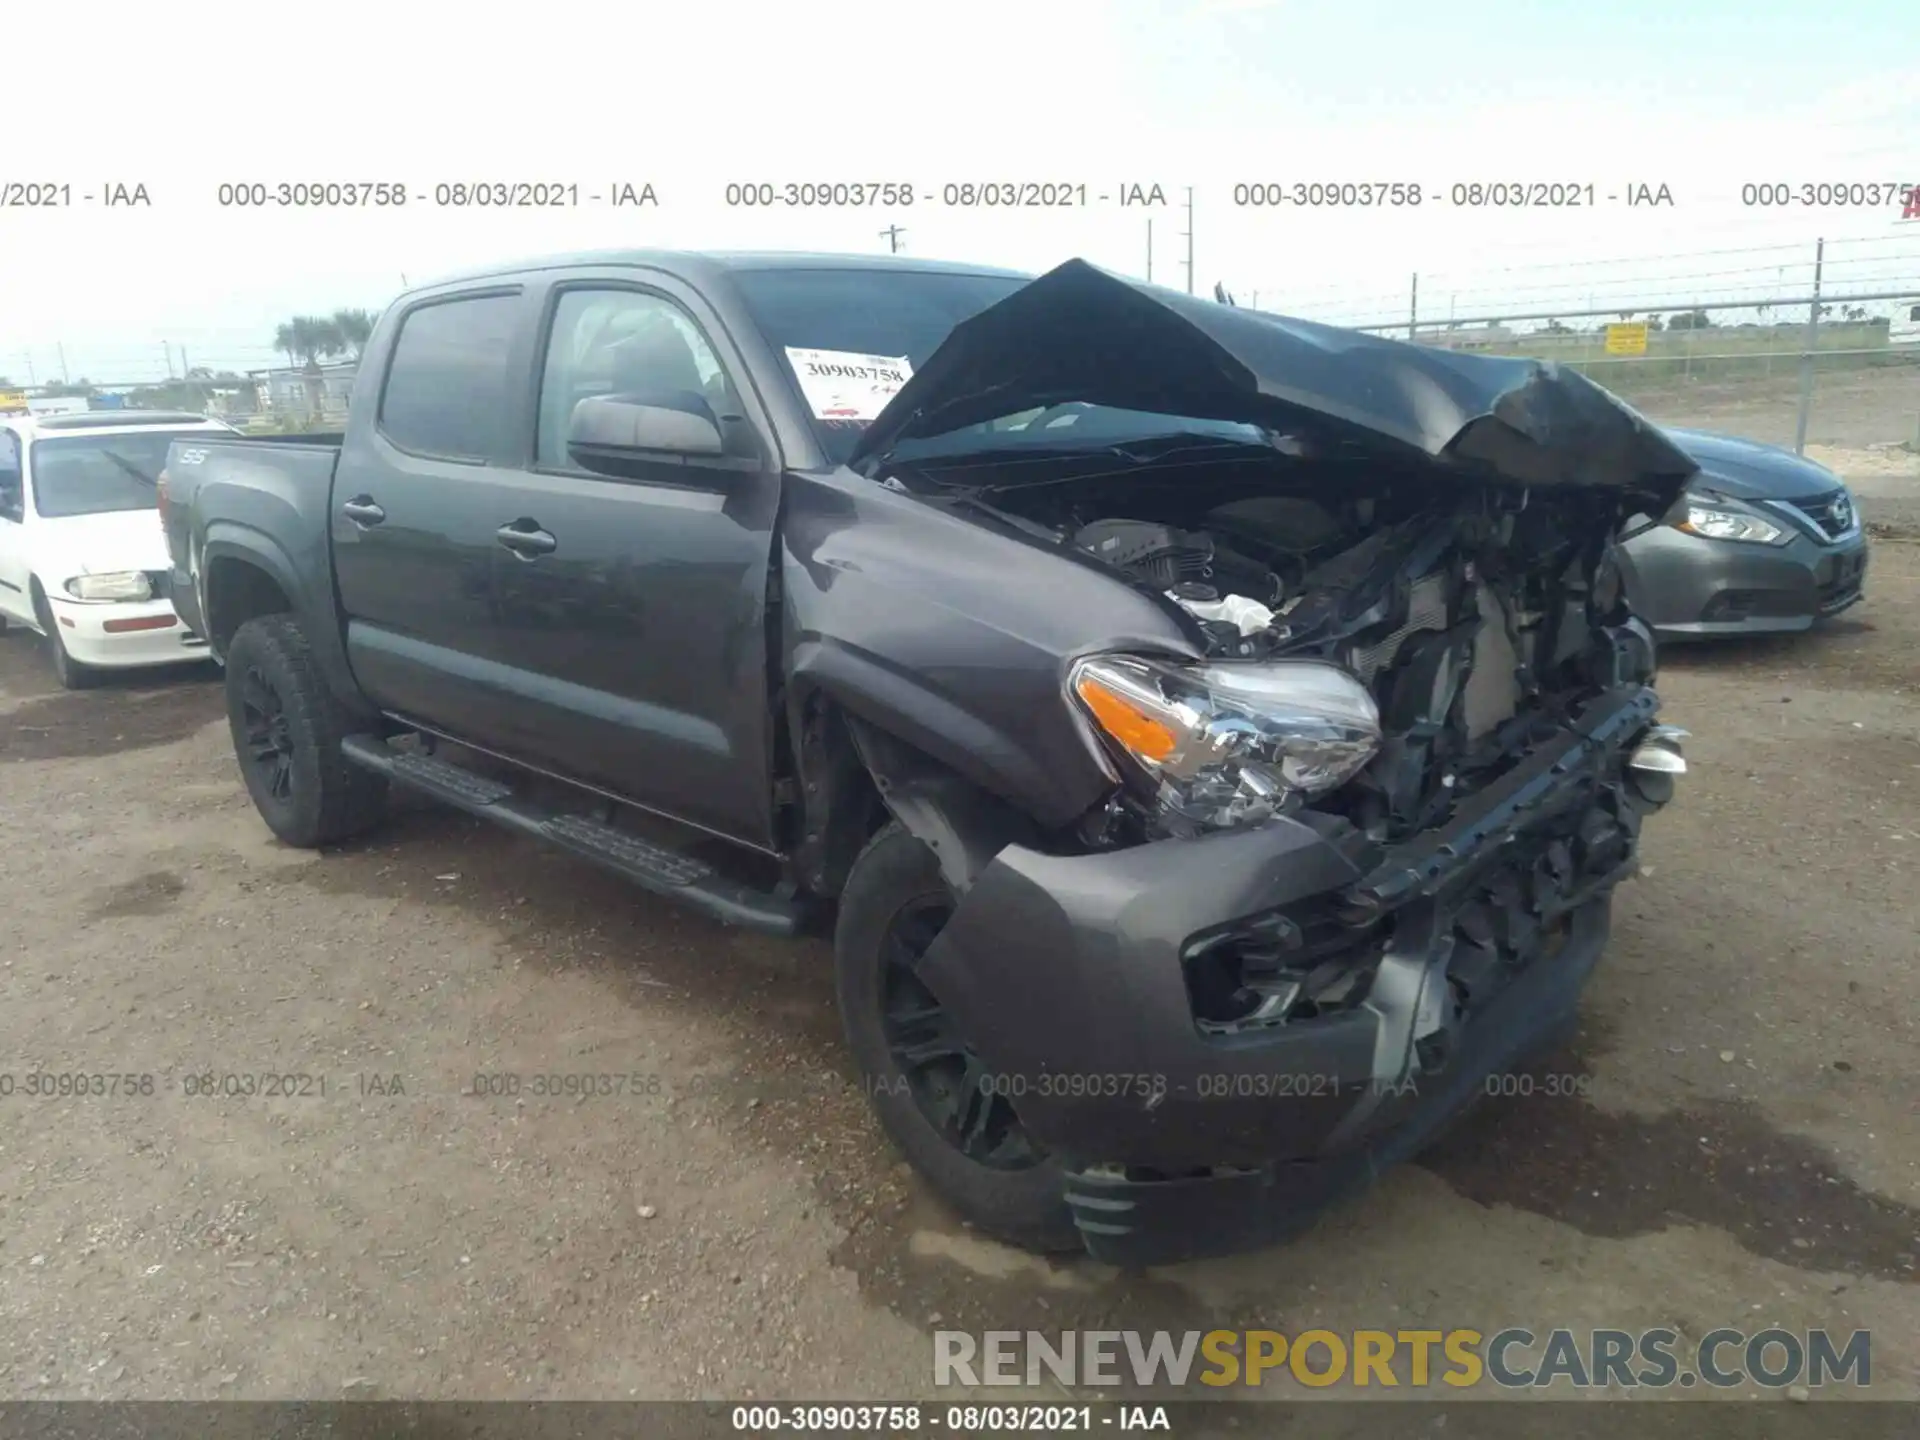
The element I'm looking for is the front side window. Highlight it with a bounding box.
[535,289,739,470]
[28,430,203,519]
[378,292,521,461]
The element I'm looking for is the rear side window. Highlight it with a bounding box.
[378,292,520,461]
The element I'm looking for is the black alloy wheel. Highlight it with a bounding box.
[877,895,1044,1172]
[238,662,297,804]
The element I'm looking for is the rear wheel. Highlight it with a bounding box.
[835,823,1079,1253]
[224,613,387,847]
[31,585,97,691]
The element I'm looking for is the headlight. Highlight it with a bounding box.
[64,571,154,602]
[1070,654,1381,830]
[1675,502,1787,546]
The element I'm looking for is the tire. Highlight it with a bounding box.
[835,822,1080,1253]
[31,586,98,690]
[224,613,388,847]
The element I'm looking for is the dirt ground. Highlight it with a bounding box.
[1614,364,1920,455]
[2,541,1916,1409]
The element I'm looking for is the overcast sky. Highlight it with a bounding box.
[5,0,1916,383]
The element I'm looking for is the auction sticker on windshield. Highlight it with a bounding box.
[784,347,913,422]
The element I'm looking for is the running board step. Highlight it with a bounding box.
[541,814,711,887]
[340,735,804,935]
[389,752,513,807]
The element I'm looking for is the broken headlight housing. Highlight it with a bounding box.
[1070,654,1382,830]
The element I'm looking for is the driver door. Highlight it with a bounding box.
[477,276,785,848]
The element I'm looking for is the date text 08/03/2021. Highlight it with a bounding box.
[729,1404,1168,1433]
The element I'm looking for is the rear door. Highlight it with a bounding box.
[331,285,541,749]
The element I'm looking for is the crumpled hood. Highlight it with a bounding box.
[1663,426,1845,502]
[848,259,1697,510]
[31,508,170,583]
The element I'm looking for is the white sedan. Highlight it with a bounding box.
[0,410,238,688]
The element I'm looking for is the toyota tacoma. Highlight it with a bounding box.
[158,252,1691,1264]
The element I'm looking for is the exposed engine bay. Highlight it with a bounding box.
[901,442,1655,854]
[885,442,1670,1046]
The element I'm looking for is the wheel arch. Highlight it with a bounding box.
[784,686,1049,900]
[200,527,299,654]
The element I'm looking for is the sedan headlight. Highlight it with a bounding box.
[1070,654,1381,830]
[1676,502,1787,546]
[64,571,154,602]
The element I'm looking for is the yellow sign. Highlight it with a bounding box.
[0,389,28,415]
[1604,322,1649,356]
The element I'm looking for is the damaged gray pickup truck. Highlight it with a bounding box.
[159,252,1692,1265]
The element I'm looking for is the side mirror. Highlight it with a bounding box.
[566,393,724,478]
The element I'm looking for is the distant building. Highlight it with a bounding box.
[251,361,357,414]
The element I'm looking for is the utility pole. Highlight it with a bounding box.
[57,343,69,384]
[163,341,174,379]
[1794,236,1825,456]
[878,224,905,254]
[1146,219,1153,282]
[24,353,35,385]
[1181,187,1194,295]
[1409,273,1419,340]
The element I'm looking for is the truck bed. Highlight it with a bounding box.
[160,434,345,648]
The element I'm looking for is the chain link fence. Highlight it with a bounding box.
[1350,237,1920,456]
[1219,234,1919,463]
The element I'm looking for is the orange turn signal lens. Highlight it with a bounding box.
[1075,672,1178,762]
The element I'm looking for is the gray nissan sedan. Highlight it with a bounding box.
[1622,427,1869,641]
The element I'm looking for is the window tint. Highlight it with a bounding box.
[536,289,738,470]
[378,293,520,460]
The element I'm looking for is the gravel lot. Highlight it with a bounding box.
[2,507,1915,1407]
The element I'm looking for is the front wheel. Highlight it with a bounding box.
[31,587,98,690]
[834,823,1080,1253]
[224,614,387,847]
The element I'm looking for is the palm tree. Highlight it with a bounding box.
[331,308,377,361]
[271,315,346,418]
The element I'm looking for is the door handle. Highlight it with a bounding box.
[341,497,386,527]
[495,521,557,557]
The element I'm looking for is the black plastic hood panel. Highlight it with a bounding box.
[848,259,1698,508]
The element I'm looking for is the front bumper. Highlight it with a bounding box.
[1623,521,1868,639]
[46,594,210,668]
[918,685,1667,1265]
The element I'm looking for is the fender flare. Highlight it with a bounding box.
[199,521,302,644]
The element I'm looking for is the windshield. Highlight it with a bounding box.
[731,267,1268,466]
[29,431,201,519]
